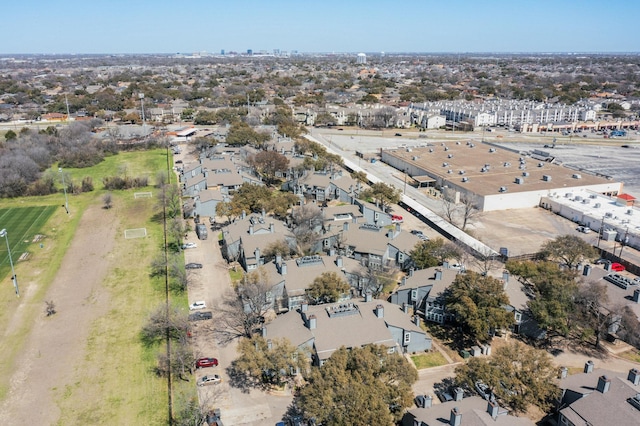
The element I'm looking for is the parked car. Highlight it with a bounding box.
[391,214,404,223]
[611,262,625,272]
[577,226,591,234]
[196,357,219,368]
[410,229,424,236]
[182,242,197,249]
[436,389,453,402]
[189,301,207,310]
[197,374,222,386]
[185,262,203,269]
[475,381,493,401]
[188,311,213,321]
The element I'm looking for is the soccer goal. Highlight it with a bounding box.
[124,228,147,239]
[134,192,153,199]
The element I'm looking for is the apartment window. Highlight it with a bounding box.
[411,289,417,301]
[404,332,411,345]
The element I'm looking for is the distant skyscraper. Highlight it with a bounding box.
[247,49,253,55]
[273,49,280,56]
[220,49,225,55]
[357,53,367,64]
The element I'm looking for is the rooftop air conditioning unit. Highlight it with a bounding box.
[469,143,475,148]
[538,162,544,167]
[412,156,418,160]
[605,212,613,218]
[481,167,487,173]
[456,141,461,145]
[489,148,496,153]
[515,177,524,184]
[504,162,511,167]
[627,209,634,215]
[582,199,590,204]
[499,186,507,192]
[429,148,434,152]
[448,154,453,158]
[443,162,449,167]
[594,203,601,208]
[543,175,552,181]
[572,174,582,179]
[590,194,597,199]
[459,170,466,175]
[406,148,412,152]
[462,177,469,182]
[523,172,530,177]
[447,169,453,174]
[565,192,573,198]
[444,146,449,151]
[575,196,583,202]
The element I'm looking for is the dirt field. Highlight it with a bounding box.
[0,203,118,424]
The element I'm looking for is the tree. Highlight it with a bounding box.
[248,150,289,185]
[409,238,461,269]
[307,272,350,304]
[540,234,597,268]
[290,203,324,255]
[574,281,620,348]
[445,272,513,343]
[360,264,398,298]
[45,300,56,316]
[295,345,417,425]
[226,121,270,147]
[617,306,640,348]
[140,303,189,346]
[507,260,578,340]
[4,129,17,141]
[359,182,401,212]
[229,183,273,214]
[213,268,274,343]
[454,341,560,413]
[102,193,113,209]
[460,194,481,230]
[230,336,309,390]
[263,239,294,263]
[157,183,182,219]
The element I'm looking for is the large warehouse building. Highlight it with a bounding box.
[380,142,622,212]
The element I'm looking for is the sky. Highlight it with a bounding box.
[3,0,640,54]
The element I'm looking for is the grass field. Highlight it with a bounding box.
[0,148,194,424]
[410,351,448,369]
[0,206,57,286]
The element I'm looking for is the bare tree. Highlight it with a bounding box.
[102,193,113,209]
[460,194,481,231]
[360,264,399,298]
[290,203,323,255]
[468,245,502,275]
[45,300,56,316]
[213,268,274,344]
[141,303,190,346]
[575,281,621,348]
[440,196,460,226]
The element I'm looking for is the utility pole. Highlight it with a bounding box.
[59,167,69,214]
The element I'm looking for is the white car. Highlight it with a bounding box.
[197,374,222,386]
[189,301,206,311]
[182,242,197,249]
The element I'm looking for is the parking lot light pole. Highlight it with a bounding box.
[59,167,69,214]
[0,229,19,297]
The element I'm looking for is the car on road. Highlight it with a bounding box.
[196,357,219,368]
[189,300,207,311]
[182,242,197,249]
[197,374,222,386]
[188,311,212,321]
[395,133,402,136]
[185,262,203,269]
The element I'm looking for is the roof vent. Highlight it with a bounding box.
[538,162,545,167]
[499,186,507,192]
[523,172,529,177]
[594,203,601,208]
[489,148,496,153]
[447,169,453,174]
[515,177,524,184]
[543,175,552,182]
[462,177,469,182]
[572,173,582,179]
[459,170,465,175]
[627,209,634,215]
[443,162,449,167]
[504,162,511,167]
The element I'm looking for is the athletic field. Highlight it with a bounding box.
[0,206,57,282]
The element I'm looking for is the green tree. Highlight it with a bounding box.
[229,183,273,214]
[4,129,17,141]
[226,121,270,147]
[455,341,560,413]
[445,272,513,343]
[296,345,417,426]
[359,182,401,212]
[248,150,289,185]
[409,237,461,269]
[231,336,309,389]
[540,234,597,268]
[263,239,294,262]
[307,272,350,304]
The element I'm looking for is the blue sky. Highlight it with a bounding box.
[4,0,640,54]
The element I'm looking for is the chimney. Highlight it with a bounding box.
[267,339,273,350]
[307,314,317,330]
[387,229,394,239]
[375,304,384,318]
[401,276,407,286]
[261,326,267,338]
[281,262,288,275]
[343,222,349,231]
[402,303,409,314]
[241,210,246,219]
[254,247,261,263]
[560,367,568,379]
[301,302,308,313]
[415,394,432,408]
[449,407,461,426]
[414,315,420,326]
[409,268,414,277]
[249,224,254,235]
[502,270,510,283]
[329,248,336,256]
[487,400,499,418]
[336,256,343,267]
[454,387,464,401]
[435,269,443,281]
[270,222,275,233]
[583,264,592,276]
[584,360,594,374]
[597,375,611,393]
[605,262,612,272]
[443,261,450,269]
[276,254,282,266]
[261,208,266,220]
[628,368,640,385]
[634,288,640,304]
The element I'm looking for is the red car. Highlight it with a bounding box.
[196,357,219,368]
[611,263,625,272]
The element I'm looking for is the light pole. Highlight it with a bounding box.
[139,93,146,133]
[0,229,19,297]
[59,167,69,214]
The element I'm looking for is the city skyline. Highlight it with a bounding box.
[4,0,640,55]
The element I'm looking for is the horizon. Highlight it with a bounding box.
[4,0,640,55]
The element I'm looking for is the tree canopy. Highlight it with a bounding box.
[295,345,417,426]
[409,237,460,269]
[248,150,289,184]
[445,272,513,343]
[307,272,350,304]
[454,341,560,413]
[359,182,401,212]
[540,234,597,268]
